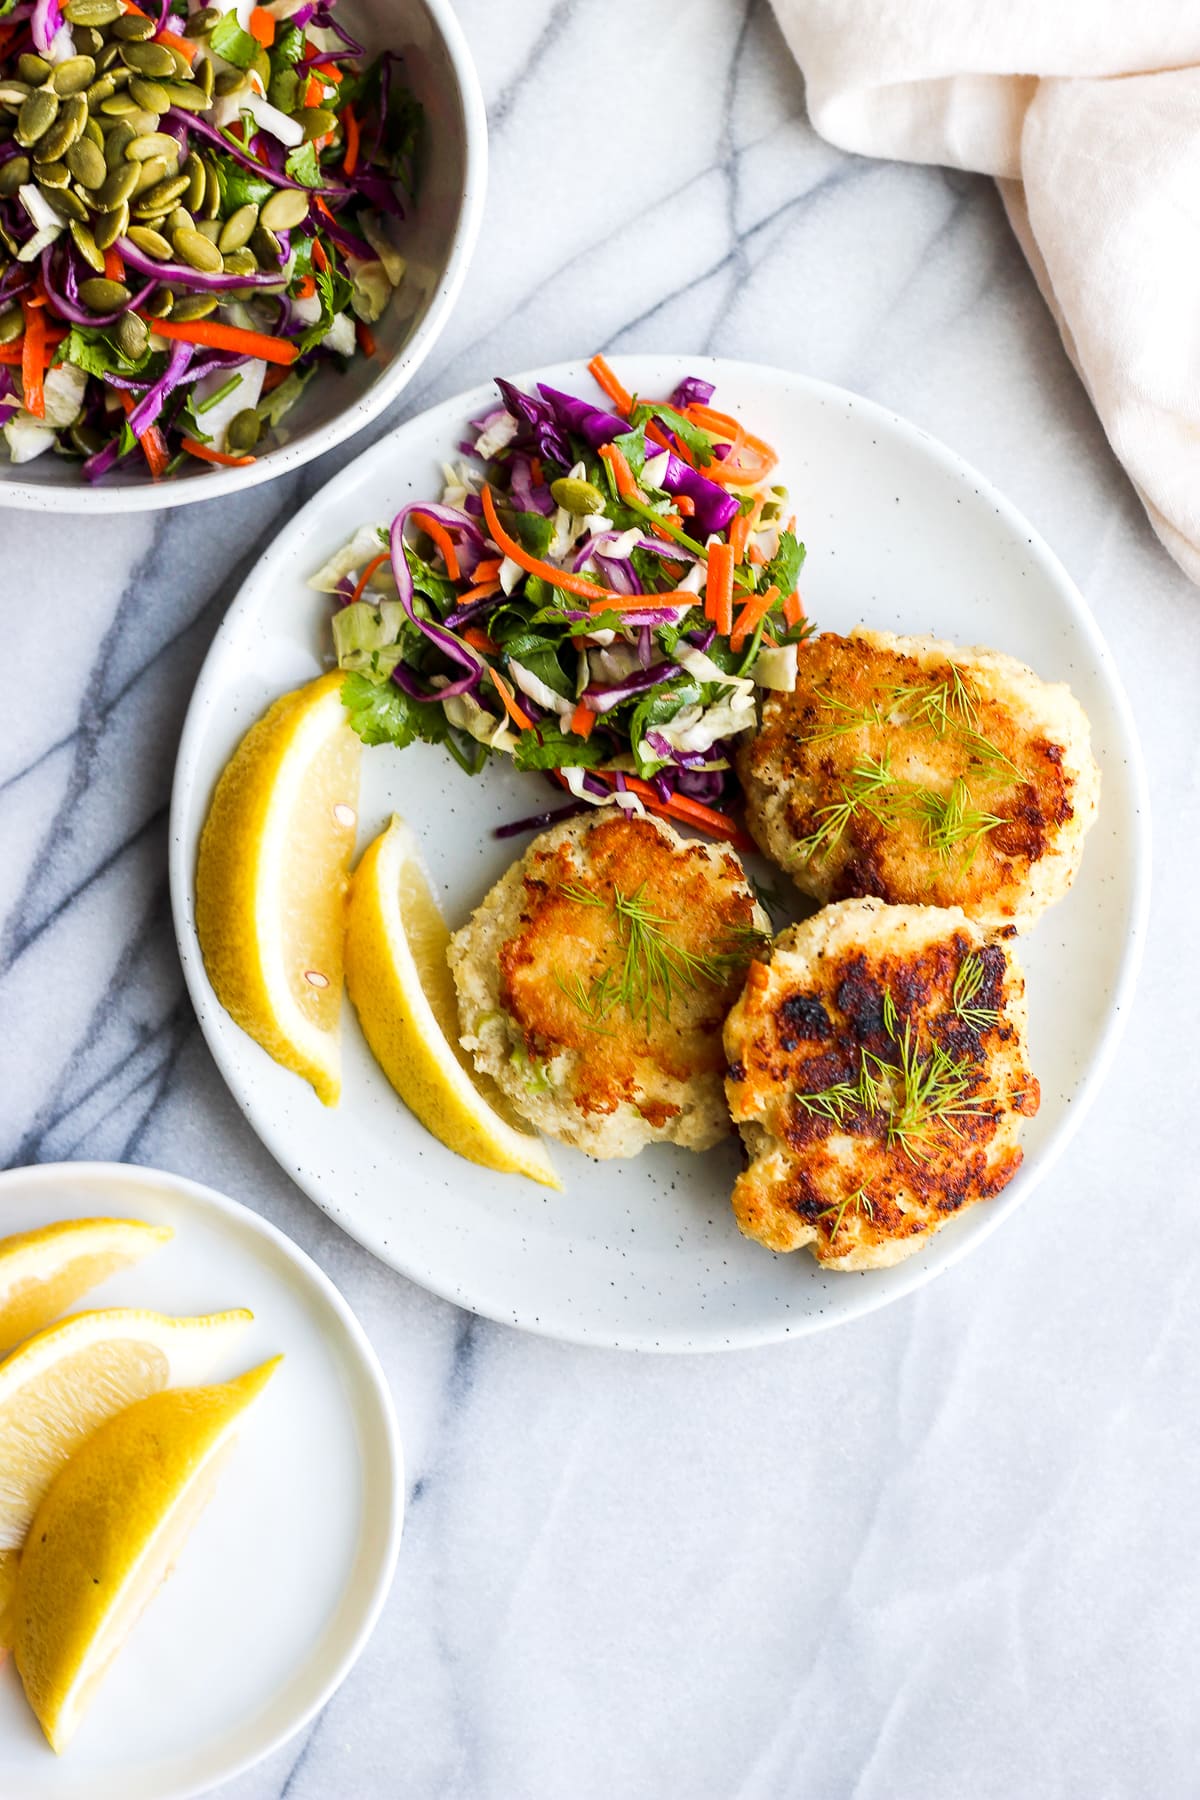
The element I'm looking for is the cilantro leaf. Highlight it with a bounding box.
[60,325,155,379]
[341,671,446,750]
[630,401,713,467]
[503,508,554,558]
[284,141,323,189]
[513,727,606,772]
[292,264,354,355]
[762,529,806,597]
[269,22,306,71]
[213,152,273,213]
[629,679,701,775]
[403,541,457,614]
[209,13,261,70]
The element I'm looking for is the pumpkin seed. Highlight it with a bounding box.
[103,120,135,166]
[72,26,105,58]
[213,70,246,99]
[250,222,281,266]
[70,421,109,456]
[43,185,88,221]
[68,217,106,272]
[35,159,70,189]
[17,55,52,87]
[124,108,159,136]
[134,171,188,212]
[120,40,177,77]
[115,310,148,359]
[65,133,107,188]
[259,187,310,233]
[143,287,173,317]
[126,223,173,259]
[195,56,214,101]
[133,154,169,193]
[173,224,222,272]
[78,275,131,310]
[16,87,59,148]
[226,408,261,453]
[111,9,155,37]
[184,6,220,34]
[0,306,23,345]
[165,206,193,235]
[158,81,208,112]
[82,115,105,149]
[200,156,219,219]
[293,107,335,144]
[183,149,205,212]
[85,74,116,109]
[51,55,97,96]
[96,160,138,207]
[99,92,141,117]
[126,130,178,163]
[217,202,259,253]
[193,217,221,243]
[92,199,128,246]
[64,0,122,23]
[221,247,258,276]
[34,106,83,163]
[0,155,29,197]
[127,76,170,114]
[171,291,217,322]
[96,41,123,72]
[0,83,32,109]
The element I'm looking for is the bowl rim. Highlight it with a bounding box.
[0,0,488,515]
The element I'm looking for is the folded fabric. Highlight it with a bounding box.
[769,0,1200,583]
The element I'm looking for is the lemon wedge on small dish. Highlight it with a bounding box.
[195,671,360,1106]
[345,814,560,1188]
[0,1217,172,1357]
[12,1356,281,1754]
[0,1307,252,1564]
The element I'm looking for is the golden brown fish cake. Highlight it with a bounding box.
[736,629,1100,931]
[724,899,1039,1270]
[448,811,768,1158]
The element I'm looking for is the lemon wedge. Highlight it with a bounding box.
[0,1218,172,1357]
[195,671,361,1106]
[12,1356,281,1753]
[345,814,560,1188]
[0,1307,251,1565]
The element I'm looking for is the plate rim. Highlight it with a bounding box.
[0,1158,404,1798]
[167,355,1153,1352]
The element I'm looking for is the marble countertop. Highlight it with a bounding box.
[3,1,1196,1794]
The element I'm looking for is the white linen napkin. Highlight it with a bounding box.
[769,0,1200,582]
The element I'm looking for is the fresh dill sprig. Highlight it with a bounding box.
[796,752,900,862]
[559,882,760,1027]
[803,686,884,743]
[793,1013,986,1162]
[817,1184,875,1243]
[888,666,1019,774]
[553,970,618,1035]
[882,988,899,1038]
[951,951,999,1030]
[911,778,1003,866]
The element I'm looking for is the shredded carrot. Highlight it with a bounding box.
[454,578,501,606]
[355,320,376,358]
[350,552,389,604]
[729,510,750,565]
[575,769,752,849]
[730,584,779,653]
[261,363,289,393]
[103,246,124,283]
[322,63,342,83]
[488,668,534,732]
[342,102,360,176]
[705,541,734,634]
[783,591,805,629]
[586,589,696,616]
[529,455,543,486]
[746,545,766,565]
[0,324,65,366]
[158,25,196,60]
[644,417,676,457]
[481,484,618,603]
[598,441,637,503]
[118,391,168,478]
[463,626,499,654]
[294,274,316,300]
[310,241,330,279]
[412,510,461,581]
[248,5,275,45]
[683,403,777,487]
[675,494,695,518]
[20,298,44,420]
[180,436,256,467]
[473,557,502,582]
[587,354,631,416]
[142,315,298,366]
[304,74,324,106]
[569,702,596,739]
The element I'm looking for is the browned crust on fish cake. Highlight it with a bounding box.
[724,899,1039,1269]
[736,631,1098,930]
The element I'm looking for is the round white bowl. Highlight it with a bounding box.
[0,0,486,513]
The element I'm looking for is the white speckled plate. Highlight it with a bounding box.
[168,358,1150,1351]
[0,1162,402,1798]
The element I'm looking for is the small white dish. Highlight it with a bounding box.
[0,0,487,513]
[169,356,1151,1351]
[0,1160,402,1799]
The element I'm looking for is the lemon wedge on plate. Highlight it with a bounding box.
[195,671,360,1106]
[345,814,560,1188]
[12,1356,281,1754]
[0,1307,251,1565]
[0,1217,172,1357]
